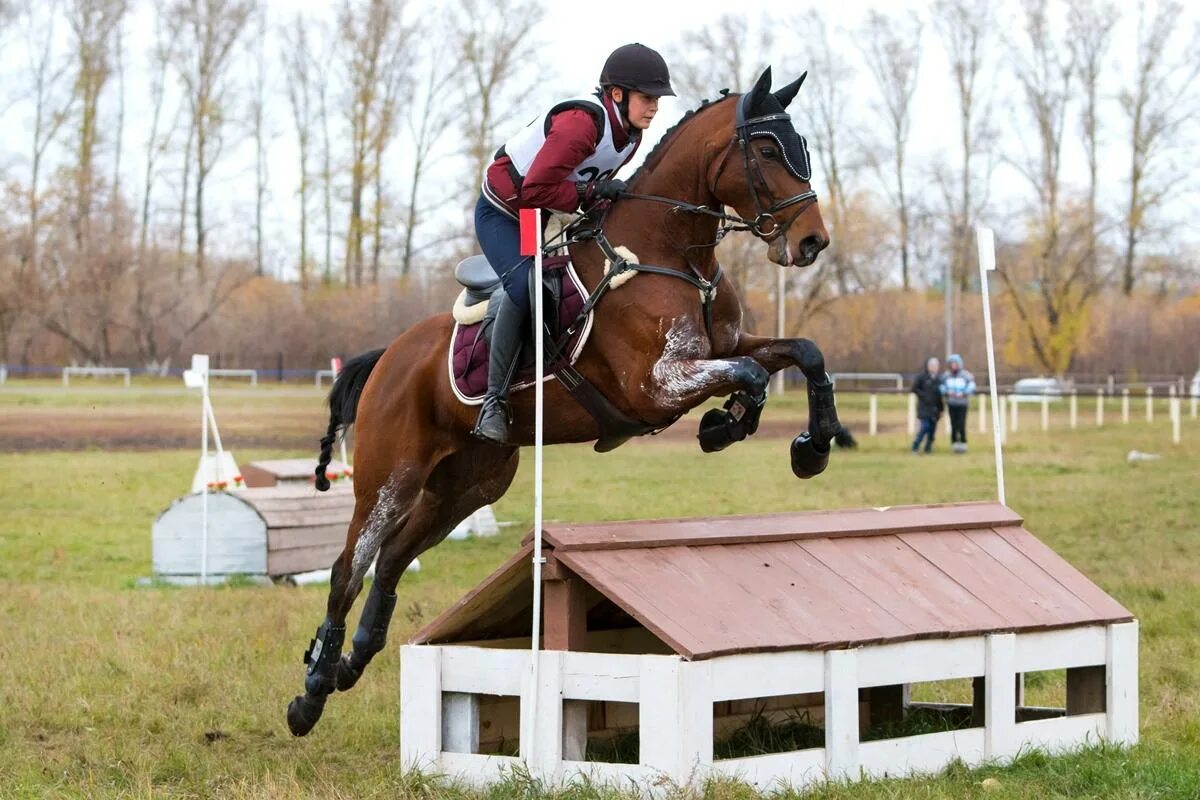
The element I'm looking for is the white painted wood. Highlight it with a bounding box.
[1015,714,1106,754]
[438,752,523,787]
[1096,389,1104,426]
[985,634,1016,760]
[152,492,267,578]
[442,692,480,754]
[561,651,640,702]
[824,649,859,781]
[440,646,526,695]
[1122,389,1130,423]
[1068,392,1077,429]
[709,650,824,701]
[639,655,713,782]
[1107,621,1139,746]
[528,650,565,777]
[869,393,878,436]
[857,637,984,687]
[1172,397,1181,444]
[858,728,985,780]
[1146,387,1154,422]
[1014,627,1106,672]
[562,700,589,762]
[709,749,825,791]
[400,645,441,770]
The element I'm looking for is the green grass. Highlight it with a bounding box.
[1,387,1199,798]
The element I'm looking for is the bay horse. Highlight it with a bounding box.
[287,67,854,736]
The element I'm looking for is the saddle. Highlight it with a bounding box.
[447,251,656,451]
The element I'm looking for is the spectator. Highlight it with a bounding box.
[911,357,943,454]
[941,353,976,454]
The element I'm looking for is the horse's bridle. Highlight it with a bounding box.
[619,93,819,243]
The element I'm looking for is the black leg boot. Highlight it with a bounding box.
[472,292,526,444]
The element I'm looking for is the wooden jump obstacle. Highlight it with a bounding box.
[152,458,351,583]
[399,502,1137,792]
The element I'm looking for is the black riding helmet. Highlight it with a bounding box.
[599,43,676,97]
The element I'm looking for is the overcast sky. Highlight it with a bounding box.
[1,0,1196,276]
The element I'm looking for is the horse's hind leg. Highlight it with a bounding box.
[286,467,423,736]
[334,444,520,693]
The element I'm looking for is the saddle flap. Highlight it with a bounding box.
[454,255,500,291]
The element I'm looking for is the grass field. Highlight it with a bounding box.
[1,384,1198,799]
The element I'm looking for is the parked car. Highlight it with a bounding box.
[1011,377,1065,402]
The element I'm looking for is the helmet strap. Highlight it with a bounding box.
[607,85,633,132]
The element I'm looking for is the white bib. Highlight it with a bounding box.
[497,92,637,186]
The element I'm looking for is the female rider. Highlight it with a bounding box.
[472,42,676,444]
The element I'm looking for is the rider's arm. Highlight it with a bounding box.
[520,109,599,213]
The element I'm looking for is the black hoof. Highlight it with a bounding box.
[335,654,364,692]
[287,693,326,737]
[835,426,857,449]
[790,432,830,479]
[698,408,740,453]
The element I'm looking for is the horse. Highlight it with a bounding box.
[287,67,855,736]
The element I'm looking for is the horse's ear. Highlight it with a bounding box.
[772,71,807,109]
[749,66,773,99]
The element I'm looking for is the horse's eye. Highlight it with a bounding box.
[761,146,780,160]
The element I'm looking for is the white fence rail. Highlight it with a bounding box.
[208,368,258,386]
[831,372,905,389]
[314,369,335,389]
[62,366,131,387]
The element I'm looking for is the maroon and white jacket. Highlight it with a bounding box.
[482,90,640,216]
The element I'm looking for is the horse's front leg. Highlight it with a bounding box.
[733,333,856,478]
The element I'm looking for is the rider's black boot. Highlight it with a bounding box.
[473,292,525,444]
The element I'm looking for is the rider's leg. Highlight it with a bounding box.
[472,195,531,444]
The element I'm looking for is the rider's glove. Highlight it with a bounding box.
[576,179,627,206]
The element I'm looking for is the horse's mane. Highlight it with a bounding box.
[628,92,736,188]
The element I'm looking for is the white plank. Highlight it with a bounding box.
[985,633,1016,760]
[1014,714,1106,754]
[859,729,985,779]
[442,692,479,754]
[440,646,526,695]
[709,650,824,701]
[824,649,859,780]
[708,749,826,791]
[438,752,523,788]
[561,651,640,702]
[857,637,985,687]
[399,645,440,770]
[639,655,711,781]
[1107,621,1139,746]
[1014,627,1107,672]
[530,650,565,777]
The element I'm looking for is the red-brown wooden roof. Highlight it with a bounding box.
[411,502,1133,659]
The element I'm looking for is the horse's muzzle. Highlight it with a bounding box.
[768,233,829,267]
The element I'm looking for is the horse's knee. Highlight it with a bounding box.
[790,339,825,378]
[731,357,770,396]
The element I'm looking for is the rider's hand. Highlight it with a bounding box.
[577,179,627,206]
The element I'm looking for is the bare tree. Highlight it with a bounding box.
[169,0,256,279]
[138,1,177,260]
[1068,0,1116,284]
[455,0,544,203]
[368,22,413,284]
[792,12,861,295]
[669,14,772,104]
[933,0,996,292]
[857,9,923,290]
[1117,0,1199,295]
[282,13,316,289]
[398,15,464,276]
[66,0,127,249]
[250,5,268,277]
[337,0,410,286]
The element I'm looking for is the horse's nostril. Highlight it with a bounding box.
[800,235,827,255]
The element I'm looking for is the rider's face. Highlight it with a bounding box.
[618,89,659,130]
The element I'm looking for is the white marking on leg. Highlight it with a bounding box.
[351,472,410,584]
[644,317,739,408]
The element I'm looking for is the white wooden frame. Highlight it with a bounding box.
[399,622,1137,793]
[62,366,131,387]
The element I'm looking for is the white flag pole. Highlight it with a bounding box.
[529,209,546,772]
[977,226,1006,506]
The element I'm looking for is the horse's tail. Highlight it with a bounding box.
[315,348,386,492]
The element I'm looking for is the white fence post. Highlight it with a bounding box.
[985,633,1017,761]
[1172,397,1181,445]
[1106,622,1139,747]
[400,645,441,772]
[868,393,878,437]
[639,656,711,783]
[1096,389,1104,426]
[1146,387,1154,422]
[824,649,859,781]
[1122,389,1130,423]
[1041,394,1050,431]
[1069,391,1077,430]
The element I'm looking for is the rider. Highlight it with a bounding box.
[471,42,676,444]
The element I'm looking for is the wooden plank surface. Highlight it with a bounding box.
[410,543,534,645]
[267,542,342,575]
[534,502,1022,552]
[267,524,346,551]
[993,528,1134,621]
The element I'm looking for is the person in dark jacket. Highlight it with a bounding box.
[911,356,943,454]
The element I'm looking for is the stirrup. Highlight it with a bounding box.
[472,395,512,443]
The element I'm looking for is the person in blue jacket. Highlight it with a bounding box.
[940,354,976,453]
